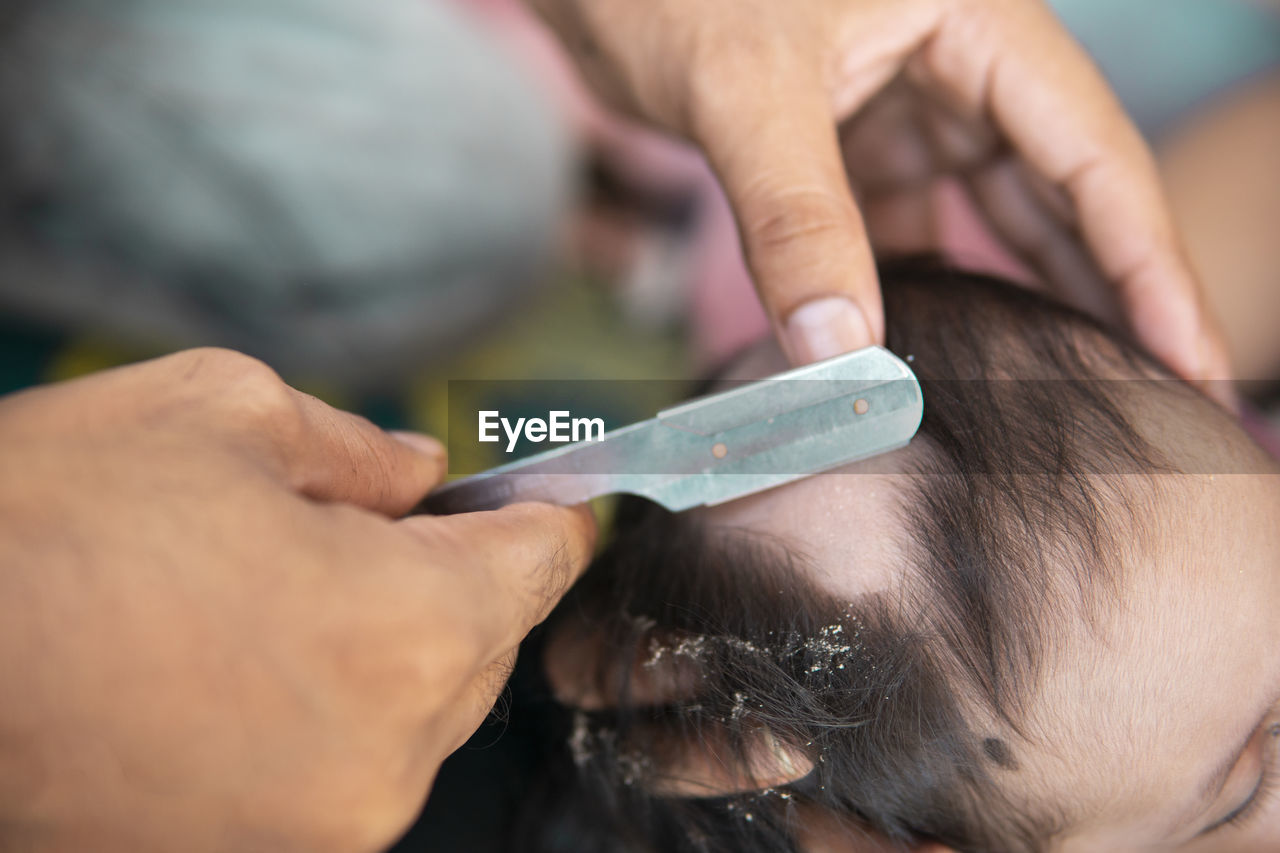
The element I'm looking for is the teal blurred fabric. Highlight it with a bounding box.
[0,0,573,384]
[1049,0,1280,138]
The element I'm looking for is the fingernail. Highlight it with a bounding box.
[1194,335,1243,413]
[783,296,873,364]
[390,430,446,460]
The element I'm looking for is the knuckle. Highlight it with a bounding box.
[487,650,519,687]
[172,346,275,384]
[176,347,298,426]
[501,505,587,612]
[740,188,856,260]
[317,570,479,714]
[402,629,479,709]
[397,594,513,702]
[685,29,789,127]
[464,653,519,721]
[359,600,483,711]
[529,538,576,612]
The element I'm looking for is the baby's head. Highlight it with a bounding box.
[542,263,1280,852]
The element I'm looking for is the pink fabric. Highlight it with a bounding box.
[1242,406,1280,461]
[932,181,1034,284]
[688,178,1041,365]
[685,178,769,365]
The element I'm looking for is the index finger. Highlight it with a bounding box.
[398,502,597,660]
[919,0,1231,383]
[690,65,883,366]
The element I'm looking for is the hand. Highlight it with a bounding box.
[530,0,1231,387]
[0,349,595,853]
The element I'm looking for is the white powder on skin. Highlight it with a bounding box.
[643,634,709,668]
[642,633,764,668]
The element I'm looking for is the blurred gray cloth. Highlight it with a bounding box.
[0,0,574,383]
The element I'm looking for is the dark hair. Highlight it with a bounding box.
[517,262,1199,853]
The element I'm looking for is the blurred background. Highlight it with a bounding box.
[0,0,1277,468]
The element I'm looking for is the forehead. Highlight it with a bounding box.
[701,340,1280,837]
[1042,472,1280,827]
[709,463,1280,840]
[698,465,916,598]
[698,340,917,597]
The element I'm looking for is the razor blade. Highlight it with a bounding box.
[418,346,923,514]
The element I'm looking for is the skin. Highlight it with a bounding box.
[0,349,596,852]
[1160,71,1280,384]
[699,341,1280,850]
[529,0,1231,389]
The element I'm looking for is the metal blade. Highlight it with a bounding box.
[418,346,922,514]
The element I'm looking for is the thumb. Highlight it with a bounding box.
[281,389,448,517]
[399,502,598,661]
[695,75,883,365]
[390,503,595,765]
